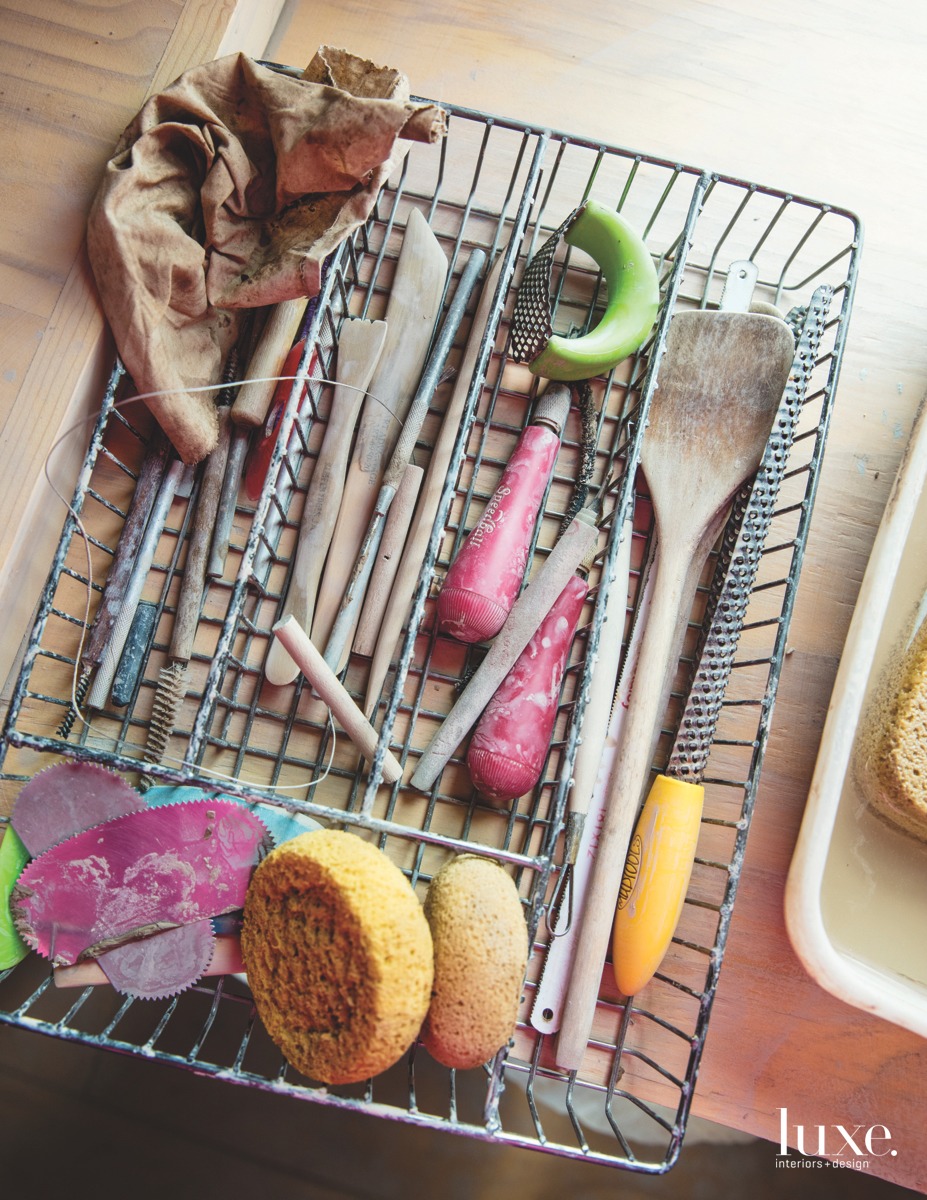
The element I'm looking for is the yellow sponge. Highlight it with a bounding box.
[242,829,433,1084]
[855,605,927,842]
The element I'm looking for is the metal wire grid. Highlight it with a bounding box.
[0,93,861,1174]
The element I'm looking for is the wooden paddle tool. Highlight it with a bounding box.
[610,287,831,1000]
[555,270,795,1071]
[323,247,486,671]
[310,208,448,659]
[263,316,388,687]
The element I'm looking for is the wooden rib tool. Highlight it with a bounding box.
[323,246,487,671]
[263,316,388,686]
[310,208,448,655]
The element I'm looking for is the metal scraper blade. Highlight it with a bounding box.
[10,762,223,997]
[11,799,271,966]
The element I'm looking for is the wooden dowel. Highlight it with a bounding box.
[353,463,424,656]
[272,615,403,784]
[231,298,309,429]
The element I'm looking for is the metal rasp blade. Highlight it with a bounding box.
[536,287,832,1029]
[11,799,270,966]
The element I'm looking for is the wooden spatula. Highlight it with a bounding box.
[556,305,795,1070]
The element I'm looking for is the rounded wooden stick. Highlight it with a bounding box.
[272,615,403,785]
[231,298,309,428]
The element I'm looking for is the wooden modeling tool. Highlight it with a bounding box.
[263,317,388,687]
[352,462,425,655]
[310,208,448,653]
[363,251,507,715]
[231,299,309,429]
[555,277,795,1071]
[323,247,487,670]
[208,423,251,579]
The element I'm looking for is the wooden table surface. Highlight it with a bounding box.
[2,0,926,1192]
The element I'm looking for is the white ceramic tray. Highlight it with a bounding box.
[786,393,927,1039]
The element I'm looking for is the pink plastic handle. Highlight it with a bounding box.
[467,570,588,804]
[438,424,562,643]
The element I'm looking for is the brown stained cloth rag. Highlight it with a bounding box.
[86,48,446,463]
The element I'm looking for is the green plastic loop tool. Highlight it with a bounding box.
[511,199,660,382]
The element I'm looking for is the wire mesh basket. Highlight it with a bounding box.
[0,79,861,1174]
